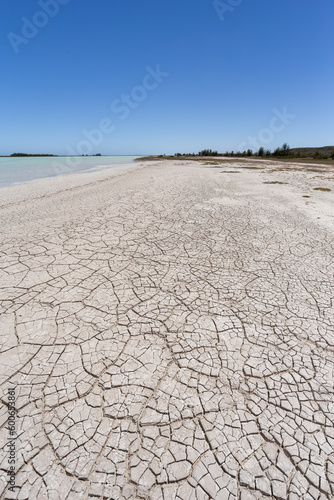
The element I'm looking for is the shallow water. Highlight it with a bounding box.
[0,156,139,188]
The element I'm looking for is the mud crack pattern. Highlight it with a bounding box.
[0,161,334,499]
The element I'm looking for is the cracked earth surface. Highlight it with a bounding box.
[0,159,334,499]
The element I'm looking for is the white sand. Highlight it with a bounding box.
[0,158,333,498]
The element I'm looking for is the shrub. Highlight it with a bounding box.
[198,149,218,156]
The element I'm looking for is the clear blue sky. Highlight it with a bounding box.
[1,0,333,155]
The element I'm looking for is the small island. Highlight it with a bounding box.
[8,153,58,157]
[0,153,103,158]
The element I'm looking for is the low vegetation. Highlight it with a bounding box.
[9,153,57,157]
[172,144,334,161]
[263,181,288,184]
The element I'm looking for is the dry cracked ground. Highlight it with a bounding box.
[0,159,334,500]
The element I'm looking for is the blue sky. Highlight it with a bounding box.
[0,0,333,155]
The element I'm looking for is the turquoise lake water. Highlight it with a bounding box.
[0,156,140,188]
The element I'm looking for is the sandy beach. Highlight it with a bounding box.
[1,158,334,499]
